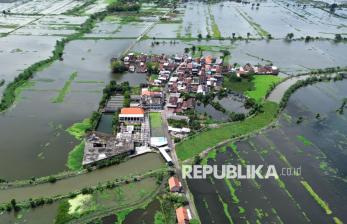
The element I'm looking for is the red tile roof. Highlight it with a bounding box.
[176,207,189,224]
[120,107,144,115]
[168,177,181,190]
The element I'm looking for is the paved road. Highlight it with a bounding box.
[161,111,200,220]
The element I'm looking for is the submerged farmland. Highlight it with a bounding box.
[188,80,347,224]
[0,0,347,223]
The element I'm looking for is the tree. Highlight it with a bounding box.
[330,3,337,13]
[197,33,202,39]
[48,176,57,183]
[184,48,190,53]
[286,33,294,40]
[267,34,272,40]
[232,32,236,39]
[305,35,312,42]
[247,32,251,38]
[146,62,159,74]
[335,34,342,42]
[111,60,126,73]
[206,34,211,39]
[10,199,20,212]
[315,113,320,119]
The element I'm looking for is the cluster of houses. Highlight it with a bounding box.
[169,176,193,224]
[234,63,279,77]
[121,53,177,77]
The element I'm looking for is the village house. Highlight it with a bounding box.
[168,176,183,193]
[140,88,164,110]
[176,207,192,224]
[119,107,145,124]
[236,63,279,76]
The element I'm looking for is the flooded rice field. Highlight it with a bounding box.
[0,39,132,180]
[188,80,347,223]
[0,153,164,204]
[133,39,347,74]
[0,0,83,14]
[178,0,347,39]
[0,35,59,96]
[0,174,162,224]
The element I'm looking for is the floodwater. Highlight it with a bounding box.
[0,153,164,204]
[133,39,347,74]
[0,39,133,180]
[188,80,347,223]
[96,113,113,134]
[0,35,59,96]
[196,94,249,122]
[100,198,161,224]
[0,176,161,224]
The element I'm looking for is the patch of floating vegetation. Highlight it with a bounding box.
[66,118,92,140]
[224,178,240,204]
[207,5,221,39]
[217,194,234,224]
[75,80,105,84]
[52,72,77,103]
[300,180,332,215]
[296,135,313,146]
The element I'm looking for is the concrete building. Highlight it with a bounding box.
[82,131,134,166]
[119,107,145,124]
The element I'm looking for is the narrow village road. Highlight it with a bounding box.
[161,111,200,220]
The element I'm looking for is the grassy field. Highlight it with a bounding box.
[67,142,85,171]
[150,112,162,129]
[223,76,254,93]
[245,75,282,102]
[176,101,278,161]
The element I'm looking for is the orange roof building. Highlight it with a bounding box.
[169,176,183,192]
[119,107,144,123]
[120,107,144,115]
[176,207,190,224]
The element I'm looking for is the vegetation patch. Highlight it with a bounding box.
[223,75,254,93]
[224,178,240,204]
[67,141,85,171]
[201,149,217,165]
[296,135,313,146]
[301,180,332,215]
[245,75,282,102]
[52,72,77,103]
[66,118,92,140]
[176,101,278,161]
[116,208,133,224]
[218,195,234,224]
[150,112,162,129]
